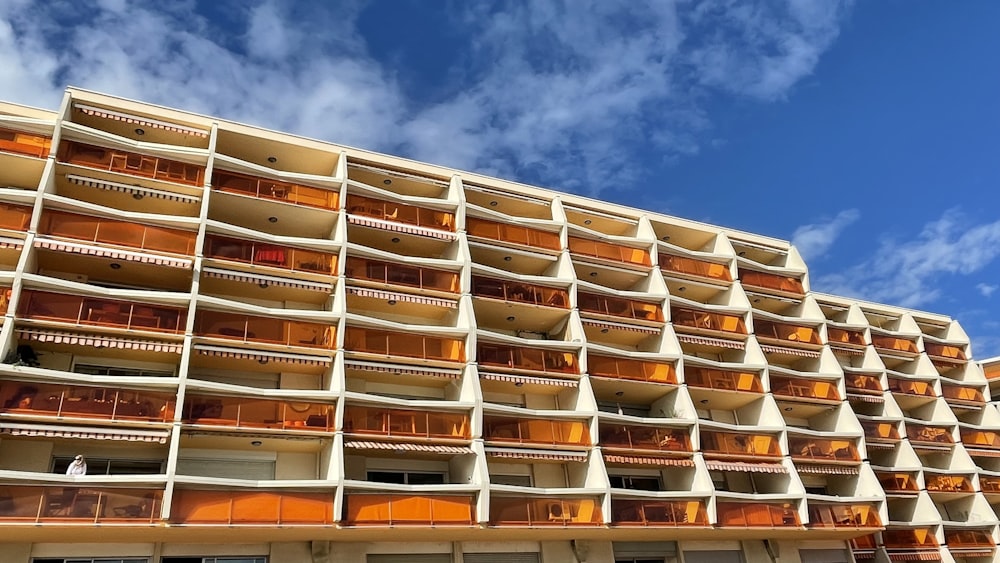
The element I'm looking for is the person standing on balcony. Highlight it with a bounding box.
[66,455,87,475]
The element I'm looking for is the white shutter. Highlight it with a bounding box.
[614,542,678,558]
[367,555,451,563]
[796,549,850,563]
[682,551,745,563]
[176,458,275,480]
[464,554,540,563]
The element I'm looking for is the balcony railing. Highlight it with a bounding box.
[807,503,881,528]
[684,367,763,393]
[941,385,985,406]
[489,496,601,527]
[861,420,901,443]
[599,424,691,455]
[986,364,1000,381]
[213,169,339,210]
[568,237,651,268]
[0,382,174,422]
[872,335,919,355]
[578,292,663,322]
[740,270,804,295]
[483,416,591,448]
[59,140,204,186]
[882,528,940,549]
[39,209,197,256]
[906,423,953,446]
[466,218,561,251]
[171,489,333,525]
[477,343,578,375]
[0,486,162,523]
[978,475,1000,494]
[754,320,822,346]
[347,194,454,232]
[716,502,801,528]
[345,326,465,363]
[827,327,866,347]
[670,307,747,336]
[204,235,336,275]
[924,343,967,362]
[0,202,33,232]
[18,290,186,333]
[887,378,936,398]
[0,128,51,159]
[877,472,920,494]
[345,494,475,526]
[345,256,459,294]
[845,373,884,395]
[925,474,974,493]
[587,355,676,385]
[182,394,333,431]
[770,376,841,402]
[342,406,470,441]
[788,437,860,463]
[945,528,996,550]
[700,430,782,460]
[960,429,1000,450]
[194,310,334,349]
[471,276,569,308]
[658,253,731,282]
[611,499,708,527]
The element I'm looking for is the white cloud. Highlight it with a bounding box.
[978,283,999,298]
[791,208,860,261]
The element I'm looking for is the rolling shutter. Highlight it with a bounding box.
[464,554,540,563]
[682,551,745,563]
[367,555,451,563]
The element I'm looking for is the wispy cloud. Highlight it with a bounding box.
[977,283,998,298]
[791,208,860,262]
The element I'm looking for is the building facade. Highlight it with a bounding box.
[0,88,997,563]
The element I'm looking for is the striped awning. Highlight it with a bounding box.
[17,328,182,353]
[759,344,822,358]
[852,551,875,560]
[849,393,885,403]
[75,103,209,137]
[582,318,660,335]
[603,454,695,467]
[0,422,170,443]
[65,174,201,203]
[675,334,745,349]
[347,286,456,308]
[480,372,577,388]
[34,238,193,269]
[344,441,472,455]
[0,235,24,250]
[795,464,860,475]
[949,550,994,558]
[886,552,941,561]
[866,442,897,450]
[347,215,457,241]
[202,267,332,292]
[831,344,866,356]
[193,344,331,366]
[344,359,462,379]
[966,448,1000,458]
[705,460,787,473]
[485,448,588,462]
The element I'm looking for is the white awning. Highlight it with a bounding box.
[75,103,209,137]
[0,422,170,443]
[347,286,456,308]
[202,267,332,291]
[65,174,201,203]
[193,344,331,366]
[34,238,193,269]
[343,360,462,379]
[480,372,577,388]
[485,447,588,462]
[345,441,472,455]
[759,344,822,358]
[347,214,457,240]
[17,328,182,353]
[0,235,24,250]
[675,334,745,349]
[582,318,660,334]
[705,460,787,473]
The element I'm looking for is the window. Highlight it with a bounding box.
[613,541,678,563]
[682,551,744,563]
[490,474,533,487]
[367,471,446,485]
[608,475,661,491]
[73,364,173,378]
[52,457,163,475]
[162,558,266,563]
[34,559,149,563]
[710,470,730,492]
[597,401,650,417]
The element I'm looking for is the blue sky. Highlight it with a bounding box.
[1,0,998,357]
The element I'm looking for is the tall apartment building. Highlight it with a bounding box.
[0,87,997,563]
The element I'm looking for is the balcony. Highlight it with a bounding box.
[882,528,940,550]
[346,256,459,294]
[905,423,953,446]
[466,218,561,251]
[941,384,985,408]
[18,290,186,334]
[345,494,475,526]
[347,194,454,233]
[771,376,841,403]
[477,343,578,376]
[343,406,470,441]
[959,429,1000,451]
[671,307,747,338]
[0,202,33,232]
[587,355,676,385]
[194,310,334,349]
[739,270,804,295]
[807,503,882,528]
[578,292,663,323]
[861,420,901,443]
[658,253,731,283]
[876,472,920,495]
[471,276,569,308]
[827,327,867,347]
[0,382,174,422]
[171,489,333,525]
[872,335,919,356]
[978,475,1000,494]
[568,237,651,268]
[182,394,333,431]
[754,319,822,347]
[788,437,860,464]
[716,502,801,528]
[0,128,51,159]
[213,169,338,210]
[0,486,162,523]
[700,430,782,461]
[489,496,601,527]
[345,326,465,363]
[924,343,967,362]
[599,424,691,456]
[483,416,591,449]
[945,528,996,554]
[924,474,974,493]
[887,378,936,398]
[611,498,709,527]
[845,373,884,396]
[59,140,204,186]
[204,235,336,275]
[39,209,197,256]
[684,367,763,393]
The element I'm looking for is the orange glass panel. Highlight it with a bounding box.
[882,528,940,549]
[171,489,333,524]
[0,288,10,315]
[472,276,569,308]
[213,169,338,210]
[985,363,1000,381]
[671,307,746,335]
[342,405,470,440]
[477,343,578,375]
[578,292,663,322]
[807,503,881,528]
[659,253,732,282]
[347,194,454,231]
[18,290,186,333]
[599,424,691,454]
[861,420,901,442]
[945,528,996,549]
[979,475,1000,494]
[0,202,33,232]
[611,498,708,527]
[345,326,465,362]
[740,270,804,295]
[877,472,920,494]
[924,343,966,361]
[182,394,333,431]
[888,378,936,398]
[568,236,651,267]
[827,327,866,346]
[960,429,1000,450]
[716,502,800,527]
[700,430,782,460]
[925,474,973,493]
[344,494,474,526]
[195,310,335,349]
[204,235,336,275]
[851,535,878,550]
[906,423,953,445]
[587,355,676,384]
[466,218,561,251]
[39,209,197,255]
[0,128,51,158]
[483,416,591,448]
[0,381,174,422]
[872,335,919,354]
[845,373,884,395]
[0,486,162,523]
[771,376,841,402]
[345,256,459,293]
[489,496,602,527]
[684,367,762,393]
[59,140,204,186]
[754,319,822,346]
[788,437,860,463]
[941,385,985,405]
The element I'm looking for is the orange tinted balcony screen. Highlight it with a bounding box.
[827,327,866,347]
[0,382,174,422]
[770,376,841,402]
[568,237,651,267]
[195,310,334,349]
[925,474,973,493]
[346,256,459,293]
[171,489,333,525]
[59,140,204,186]
[39,209,197,255]
[0,288,10,315]
[716,502,800,528]
[671,307,746,335]
[205,235,336,275]
[587,355,676,384]
[851,535,878,550]
[876,472,919,494]
[18,290,186,333]
[347,194,454,232]
[978,475,1000,494]
[845,373,884,395]
[960,429,1000,450]
[477,343,578,375]
[345,494,475,526]
[0,486,161,523]
[945,528,996,549]
[985,363,1000,381]
[466,218,561,251]
[611,499,708,527]
[684,367,762,393]
[788,437,860,463]
[861,420,901,442]
[471,276,569,308]
[0,202,33,232]
[182,394,333,431]
[213,169,338,210]
[924,342,967,361]
[342,406,470,441]
[887,378,936,398]
[483,416,591,448]
[882,528,939,549]
[489,496,601,527]
[599,424,691,455]
[578,292,663,322]
[754,320,822,346]
[808,503,881,528]
[739,270,804,295]
[0,128,51,158]
[872,335,919,354]
[700,430,781,460]
[941,385,985,405]
[906,423,953,445]
[659,253,731,282]
[345,326,465,362]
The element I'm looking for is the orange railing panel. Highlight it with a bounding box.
[872,335,919,355]
[684,367,762,393]
[754,320,822,346]
[945,528,996,549]
[346,256,459,293]
[0,486,162,523]
[888,378,936,398]
[960,429,1000,450]
[941,385,985,405]
[771,376,841,402]
[979,475,1000,494]
[568,237,651,267]
[347,194,454,232]
[659,253,731,282]
[925,474,973,493]
[345,494,474,526]
[578,292,663,322]
[877,472,920,494]
[0,382,174,422]
[906,423,953,445]
[807,503,881,528]
[18,290,187,333]
[466,218,561,251]
[587,355,676,384]
[924,343,967,362]
[882,528,939,549]
[788,437,860,463]
[195,310,335,349]
[740,270,804,295]
[828,327,866,347]
[861,420,901,442]
[0,128,51,158]
[205,235,336,275]
[489,496,601,527]
[213,169,338,210]
[611,499,708,527]
[599,424,691,455]
[472,276,569,308]
[700,430,782,460]
[483,416,591,448]
[342,406,470,440]
[845,373,883,395]
[59,140,204,186]
[182,394,333,431]
[716,502,801,527]
[171,489,333,524]
[478,343,578,375]
[0,202,33,232]
[39,209,197,255]
[671,307,746,335]
[345,326,465,362]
